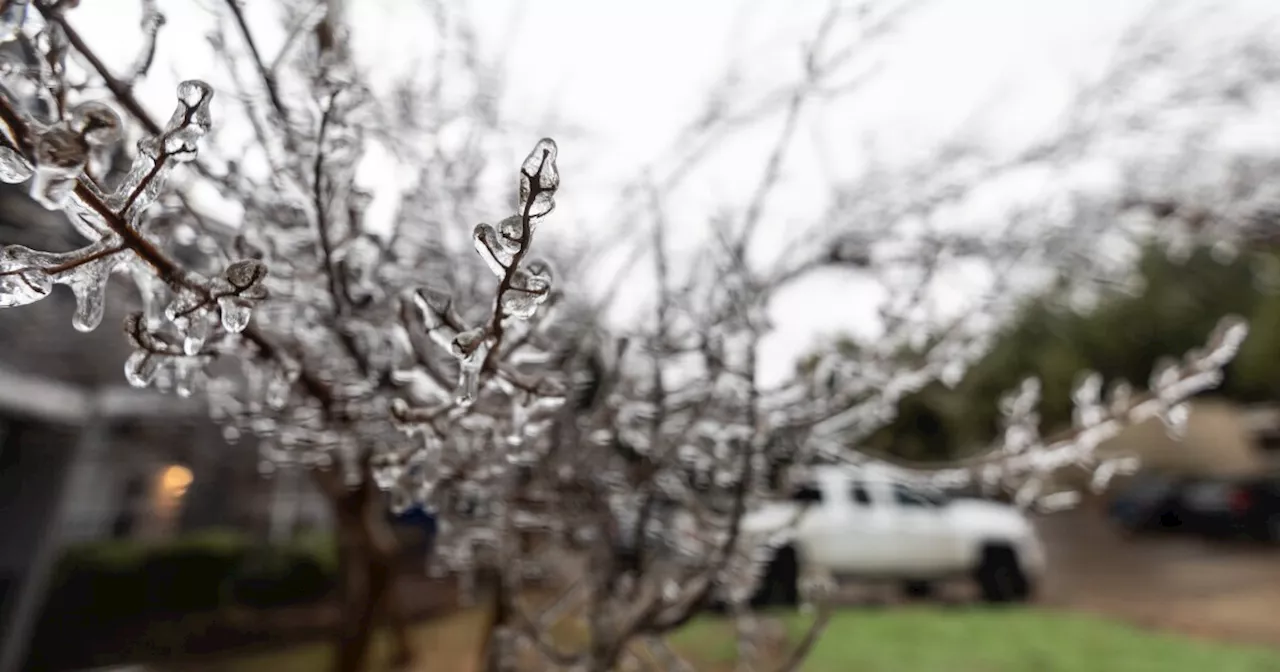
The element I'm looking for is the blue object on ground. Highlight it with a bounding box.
[389,504,438,539]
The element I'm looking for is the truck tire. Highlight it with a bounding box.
[749,545,800,608]
[975,545,1030,604]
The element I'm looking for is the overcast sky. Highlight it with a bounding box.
[60,0,1273,384]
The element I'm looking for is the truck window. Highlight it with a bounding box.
[893,483,934,508]
[850,482,871,505]
[790,483,823,504]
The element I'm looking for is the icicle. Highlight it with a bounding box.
[0,238,121,331]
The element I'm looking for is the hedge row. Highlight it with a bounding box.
[40,529,340,624]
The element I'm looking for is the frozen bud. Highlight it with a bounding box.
[519,138,559,219]
[412,286,452,327]
[1148,357,1179,394]
[175,80,213,122]
[473,222,513,277]
[123,313,155,350]
[144,80,213,163]
[224,258,268,292]
[70,101,124,147]
[0,146,32,183]
[1107,380,1133,416]
[451,327,486,359]
[1208,314,1249,357]
[1072,372,1102,407]
[524,259,553,287]
[1090,460,1121,494]
[164,288,204,325]
[1160,402,1190,440]
[31,124,86,209]
[495,215,525,251]
[34,124,88,170]
[500,286,539,319]
[502,259,553,319]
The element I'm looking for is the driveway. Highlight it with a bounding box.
[1034,507,1280,648]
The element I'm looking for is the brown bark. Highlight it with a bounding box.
[316,468,415,672]
[478,573,511,672]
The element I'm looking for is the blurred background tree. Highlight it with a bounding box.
[827,242,1280,463]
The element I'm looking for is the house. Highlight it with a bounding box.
[0,184,332,669]
[1050,398,1280,499]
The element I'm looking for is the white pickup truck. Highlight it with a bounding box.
[744,465,1047,606]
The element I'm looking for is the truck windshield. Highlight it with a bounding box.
[893,483,948,508]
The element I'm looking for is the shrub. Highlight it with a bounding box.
[229,544,335,609]
[141,530,249,614]
[46,540,152,623]
[41,529,338,624]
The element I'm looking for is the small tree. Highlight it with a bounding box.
[0,1,567,670]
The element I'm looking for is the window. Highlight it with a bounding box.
[850,482,871,505]
[893,484,933,508]
[790,483,823,504]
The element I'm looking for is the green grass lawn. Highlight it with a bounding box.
[673,607,1280,672]
[192,606,1280,671]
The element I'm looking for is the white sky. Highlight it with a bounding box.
[58,0,1273,385]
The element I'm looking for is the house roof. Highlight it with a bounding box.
[0,364,200,424]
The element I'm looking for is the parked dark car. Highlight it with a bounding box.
[1175,474,1280,542]
[1106,472,1190,534]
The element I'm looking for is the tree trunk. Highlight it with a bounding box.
[479,575,512,672]
[328,475,414,672]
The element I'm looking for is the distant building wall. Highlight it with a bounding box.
[1105,399,1265,475]
[0,419,79,582]
[1053,398,1276,494]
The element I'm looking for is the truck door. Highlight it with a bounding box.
[837,479,888,573]
[807,476,886,575]
[788,481,838,569]
[887,482,952,574]
[791,474,877,575]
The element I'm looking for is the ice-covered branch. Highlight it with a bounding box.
[823,314,1249,509]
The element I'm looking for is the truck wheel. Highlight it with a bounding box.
[975,545,1030,604]
[749,546,800,609]
[901,580,935,600]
